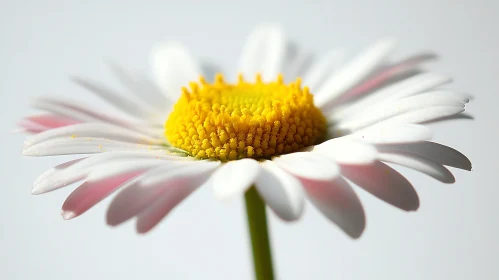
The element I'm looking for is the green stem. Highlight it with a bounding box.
[244,187,275,280]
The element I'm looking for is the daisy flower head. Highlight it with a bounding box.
[20,24,472,239]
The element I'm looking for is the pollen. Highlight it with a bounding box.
[165,73,327,161]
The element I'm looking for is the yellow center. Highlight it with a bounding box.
[165,74,327,161]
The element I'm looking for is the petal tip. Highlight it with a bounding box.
[61,210,76,220]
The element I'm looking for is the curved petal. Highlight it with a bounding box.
[302,48,345,92]
[22,114,80,132]
[335,53,438,103]
[378,106,465,125]
[283,46,313,81]
[341,161,420,211]
[331,72,451,120]
[273,152,340,181]
[212,159,260,201]
[378,152,455,183]
[31,151,179,194]
[336,91,468,131]
[315,38,397,108]
[135,179,204,234]
[302,177,365,238]
[348,123,432,144]
[237,24,287,81]
[61,170,144,220]
[106,172,174,226]
[24,123,162,148]
[151,42,201,102]
[255,161,305,221]
[107,61,171,111]
[72,77,155,119]
[31,97,143,128]
[376,142,472,171]
[22,137,165,157]
[312,138,377,165]
[139,161,220,188]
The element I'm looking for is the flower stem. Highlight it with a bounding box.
[244,187,275,280]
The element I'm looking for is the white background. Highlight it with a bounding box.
[1,0,498,279]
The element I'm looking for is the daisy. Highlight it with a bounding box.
[20,24,471,278]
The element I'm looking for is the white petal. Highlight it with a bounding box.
[72,77,154,119]
[379,106,465,125]
[273,152,340,181]
[237,24,287,81]
[283,48,313,81]
[378,152,455,183]
[302,48,345,92]
[331,72,451,120]
[313,138,377,164]
[349,123,432,144]
[302,177,365,238]
[32,98,127,124]
[32,151,175,194]
[255,161,305,221]
[86,159,166,182]
[151,42,201,102]
[376,142,472,171]
[107,61,172,112]
[140,161,220,188]
[33,157,86,187]
[212,159,260,201]
[315,38,397,108]
[336,90,467,131]
[24,123,162,148]
[22,137,165,156]
[341,161,419,211]
[335,53,438,103]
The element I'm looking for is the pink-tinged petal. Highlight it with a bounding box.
[315,38,397,108]
[107,161,213,227]
[135,180,202,234]
[18,120,48,134]
[106,180,168,226]
[31,97,161,134]
[302,177,365,238]
[376,142,472,171]
[26,114,80,129]
[378,152,455,183]
[61,171,143,219]
[334,53,437,104]
[341,161,419,211]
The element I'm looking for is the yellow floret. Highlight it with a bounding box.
[165,73,327,161]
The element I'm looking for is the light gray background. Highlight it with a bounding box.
[1,0,497,279]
